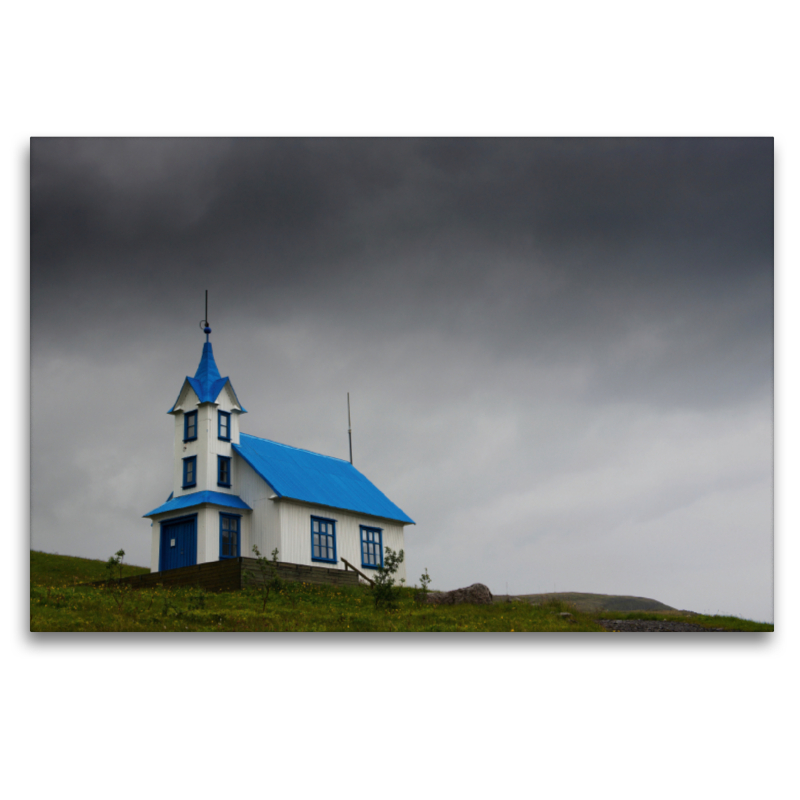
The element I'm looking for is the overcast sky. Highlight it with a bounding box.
[30,137,773,621]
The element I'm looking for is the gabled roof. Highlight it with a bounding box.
[168,342,247,413]
[144,490,252,518]
[233,434,415,525]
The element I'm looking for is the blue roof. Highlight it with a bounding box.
[233,434,415,525]
[169,342,247,412]
[144,490,252,518]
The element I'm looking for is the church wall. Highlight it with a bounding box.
[149,522,159,572]
[235,456,279,560]
[278,501,407,583]
[172,387,200,498]
[148,505,252,570]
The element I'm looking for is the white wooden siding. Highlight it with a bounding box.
[277,501,407,583]
[172,386,200,497]
[171,384,244,498]
[235,456,279,560]
[149,523,159,572]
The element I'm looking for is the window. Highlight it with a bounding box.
[182,456,197,488]
[218,410,231,441]
[360,526,383,569]
[184,410,197,442]
[219,513,240,559]
[217,455,231,487]
[311,516,337,563]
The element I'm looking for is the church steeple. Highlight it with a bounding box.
[165,303,246,500]
[167,306,246,415]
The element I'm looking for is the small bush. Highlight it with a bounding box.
[371,547,404,609]
[106,549,126,582]
[247,545,282,611]
[414,567,432,604]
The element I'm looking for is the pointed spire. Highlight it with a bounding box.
[194,342,222,389]
[167,303,247,414]
[185,342,228,405]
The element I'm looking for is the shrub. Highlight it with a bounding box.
[248,545,282,611]
[415,567,432,604]
[106,549,126,582]
[104,549,129,611]
[371,547,404,609]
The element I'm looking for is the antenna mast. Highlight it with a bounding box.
[347,392,353,465]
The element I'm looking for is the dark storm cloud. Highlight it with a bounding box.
[32,137,772,283]
[31,138,772,408]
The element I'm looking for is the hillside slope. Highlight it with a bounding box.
[500,591,679,614]
[30,550,149,587]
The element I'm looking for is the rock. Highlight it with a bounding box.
[559,612,574,619]
[426,583,494,605]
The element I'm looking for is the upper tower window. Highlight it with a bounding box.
[182,456,197,489]
[184,410,198,442]
[218,410,231,441]
[217,455,231,487]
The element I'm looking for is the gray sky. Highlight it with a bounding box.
[30,137,773,621]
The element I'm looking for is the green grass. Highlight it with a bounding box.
[30,551,606,632]
[29,551,772,632]
[30,549,150,587]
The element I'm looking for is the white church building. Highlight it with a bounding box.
[143,327,413,582]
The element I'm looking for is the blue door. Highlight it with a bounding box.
[159,515,198,571]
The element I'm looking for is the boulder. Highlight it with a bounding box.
[426,583,494,605]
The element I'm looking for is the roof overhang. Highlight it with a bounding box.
[267,493,416,526]
[144,490,252,518]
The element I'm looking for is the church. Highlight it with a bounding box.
[143,320,413,582]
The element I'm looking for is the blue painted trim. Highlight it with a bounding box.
[310,515,337,564]
[182,456,197,489]
[158,513,198,572]
[219,512,241,559]
[360,525,384,569]
[144,490,251,518]
[218,410,231,441]
[184,410,198,442]
[217,455,232,487]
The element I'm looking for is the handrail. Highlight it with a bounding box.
[341,557,375,587]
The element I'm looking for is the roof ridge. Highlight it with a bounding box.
[239,433,351,464]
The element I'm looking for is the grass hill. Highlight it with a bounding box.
[30,550,149,587]
[499,591,679,614]
[29,551,772,632]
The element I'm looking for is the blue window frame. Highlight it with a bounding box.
[182,456,197,488]
[184,410,197,442]
[218,410,231,441]
[219,513,241,559]
[217,455,231,487]
[311,516,337,564]
[360,526,383,569]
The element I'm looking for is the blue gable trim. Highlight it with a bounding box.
[232,434,415,525]
[168,343,247,413]
[144,490,252,518]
